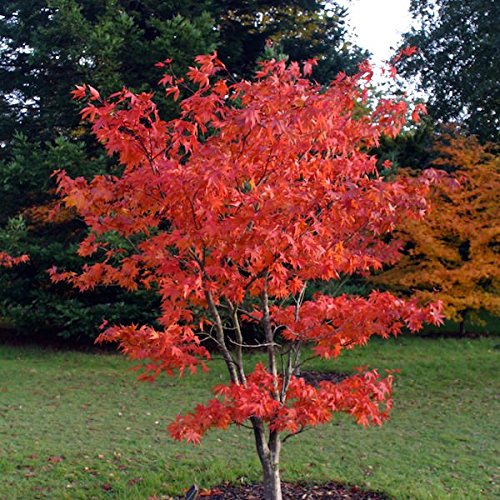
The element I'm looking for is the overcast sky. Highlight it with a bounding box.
[340,0,413,65]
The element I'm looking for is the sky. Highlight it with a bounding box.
[340,0,413,65]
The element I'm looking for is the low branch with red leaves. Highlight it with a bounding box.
[0,252,29,268]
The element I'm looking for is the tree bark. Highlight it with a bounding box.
[252,417,282,500]
[254,278,283,499]
[205,290,239,384]
[262,458,282,500]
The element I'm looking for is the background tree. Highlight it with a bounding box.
[0,0,215,339]
[397,0,500,141]
[375,120,436,173]
[0,0,216,148]
[213,0,366,82]
[53,54,443,499]
[371,131,500,334]
[0,0,363,340]
[0,0,362,158]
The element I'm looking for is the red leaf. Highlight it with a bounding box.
[87,85,100,101]
[71,84,87,100]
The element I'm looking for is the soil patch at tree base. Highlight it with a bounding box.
[202,481,388,499]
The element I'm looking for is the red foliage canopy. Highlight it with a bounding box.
[52,53,442,447]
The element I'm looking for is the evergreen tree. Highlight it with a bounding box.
[213,0,366,82]
[0,0,216,339]
[397,0,500,141]
[0,0,216,150]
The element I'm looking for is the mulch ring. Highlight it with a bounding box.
[201,481,388,499]
[298,370,350,386]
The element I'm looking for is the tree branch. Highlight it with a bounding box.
[205,290,240,384]
[261,275,280,401]
[227,298,247,384]
[282,426,311,443]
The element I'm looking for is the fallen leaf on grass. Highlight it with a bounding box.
[128,477,144,486]
[47,456,64,463]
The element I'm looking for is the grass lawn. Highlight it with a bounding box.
[0,336,498,499]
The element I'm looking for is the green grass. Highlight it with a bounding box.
[0,337,498,499]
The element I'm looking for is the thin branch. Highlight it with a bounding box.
[261,274,280,401]
[204,296,241,384]
[282,426,312,443]
[182,186,201,231]
[280,342,295,403]
[294,282,307,319]
[328,274,351,297]
[227,298,247,384]
[237,307,262,323]
[227,338,280,349]
[255,135,283,187]
[295,353,320,371]
[118,126,162,176]
[237,422,254,430]
[291,340,303,376]
[242,267,269,292]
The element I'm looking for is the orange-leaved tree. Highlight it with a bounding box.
[371,131,499,334]
[52,54,443,500]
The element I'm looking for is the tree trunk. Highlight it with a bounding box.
[262,459,282,500]
[459,318,466,336]
[252,418,282,500]
[459,311,467,336]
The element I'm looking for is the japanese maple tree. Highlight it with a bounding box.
[372,131,499,334]
[52,54,443,499]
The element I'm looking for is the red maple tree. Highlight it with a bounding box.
[52,54,443,499]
